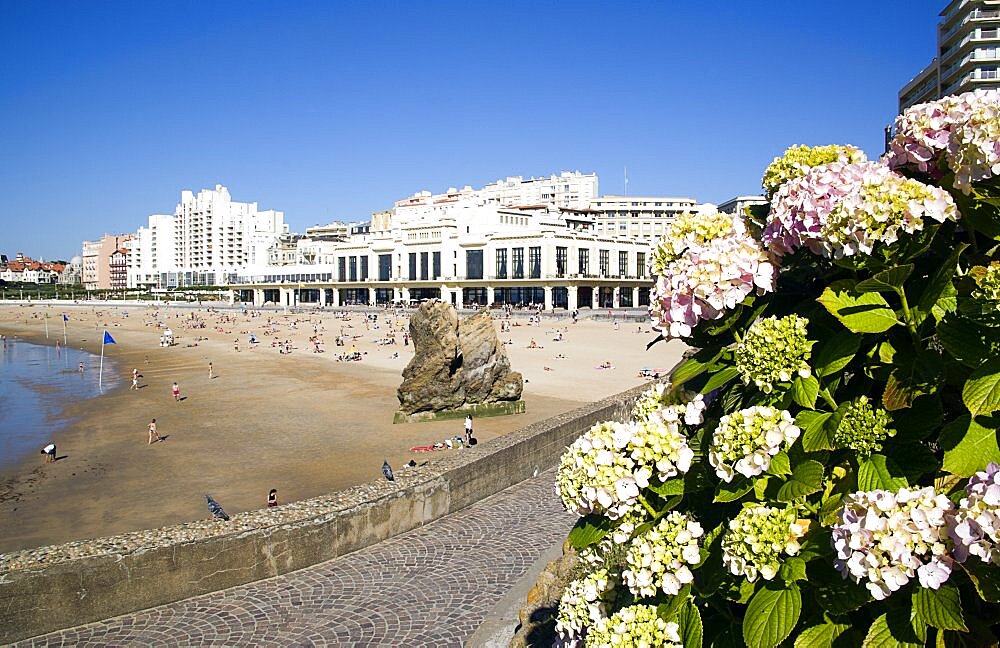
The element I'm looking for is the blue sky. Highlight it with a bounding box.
[2,0,942,260]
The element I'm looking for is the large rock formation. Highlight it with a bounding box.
[397,302,523,416]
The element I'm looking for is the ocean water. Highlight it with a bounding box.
[0,338,120,470]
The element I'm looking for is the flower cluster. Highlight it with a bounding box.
[709,406,800,482]
[762,144,867,198]
[832,396,894,459]
[631,383,705,427]
[832,487,955,600]
[555,568,616,643]
[629,416,695,483]
[650,208,739,274]
[557,422,642,519]
[721,505,806,582]
[951,463,1000,565]
[622,512,704,598]
[585,605,681,648]
[735,315,812,393]
[887,89,1000,194]
[764,161,958,259]
[971,262,1000,305]
[650,211,776,338]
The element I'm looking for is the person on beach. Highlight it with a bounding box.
[148,419,161,445]
[78,362,84,373]
[172,382,181,401]
[131,374,139,390]
[267,489,278,508]
[41,443,56,463]
[464,415,473,443]
[208,362,214,379]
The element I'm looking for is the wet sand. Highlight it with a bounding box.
[0,303,685,553]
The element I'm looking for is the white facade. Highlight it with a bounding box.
[126,186,286,288]
[589,195,700,242]
[718,195,768,216]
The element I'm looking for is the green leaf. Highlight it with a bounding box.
[912,584,967,632]
[778,556,807,583]
[797,410,834,452]
[890,395,943,440]
[818,285,901,333]
[792,375,820,409]
[567,514,613,549]
[930,283,958,324]
[962,359,1000,417]
[941,415,1000,477]
[715,476,754,503]
[794,622,850,648]
[917,245,967,324]
[675,599,704,648]
[862,611,925,648]
[767,451,792,477]
[743,583,801,648]
[656,584,692,623]
[777,460,825,502]
[812,562,872,615]
[702,366,741,394]
[812,330,862,378]
[648,477,685,497]
[671,348,724,389]
[962,559,1000,602]
[938,316,995,369]
[855,264,914,293]
[857,455,909,491]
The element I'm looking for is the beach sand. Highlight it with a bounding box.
[0,303,685,553]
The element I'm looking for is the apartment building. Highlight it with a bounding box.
[81,233,134,289]
[589,195,700,242]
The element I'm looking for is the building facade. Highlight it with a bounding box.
[81,234,134,290]
[899,0,1000,111]
[718,195,768,216]
[589,195,700,242]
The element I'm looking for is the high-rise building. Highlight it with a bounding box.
[899,0,1000,111]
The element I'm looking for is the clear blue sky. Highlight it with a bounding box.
[2,0,942,260]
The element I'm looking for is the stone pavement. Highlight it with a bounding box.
[14,469,575,647]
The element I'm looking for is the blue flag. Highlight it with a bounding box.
[62,314,68,322]
[103,331,116,345]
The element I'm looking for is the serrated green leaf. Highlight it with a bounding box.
[567,514,614,549]
[777,460,825,501]
[938,316,995,368]
[767,451,791,477]
[812,330,862,378]
[941,415,1000,477]
[890,395,943,440]
[702,366,741,394]
[818,286,900,334]
[857,455,909,491]
[962,560,1000,602]
[743,583,801,648]
[794,622,850,648]
[671,348,724,389]
[797,410,834,452]
[779,556,807,583]
[962,359,1000,417]
[648,477,685,497]
[912,584,967,631]
[676,599,704,648]
[916,246,967,325]
[813,562,872,615]
[792,374,820,409]
[715,476,754,503]
[855,265,914,293]
[862,610,925,648]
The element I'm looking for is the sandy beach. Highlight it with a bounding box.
[0,302,685,553]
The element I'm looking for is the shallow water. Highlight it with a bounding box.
[0,338,119,469]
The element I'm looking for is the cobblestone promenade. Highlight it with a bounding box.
[15,470,575,647]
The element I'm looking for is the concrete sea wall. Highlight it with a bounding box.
[0,381,654,644]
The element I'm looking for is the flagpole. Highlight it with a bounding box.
[62,317,67,346]
[44,315,49,339]
[99,331,105,389]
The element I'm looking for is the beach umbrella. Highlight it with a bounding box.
[382,459,395,482]
[205,494,230,521]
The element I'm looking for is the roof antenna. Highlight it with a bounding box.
[624,166,628,197]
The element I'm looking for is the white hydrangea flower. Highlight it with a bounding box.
[764,161,958,259]
[585,604,681,648]
[649,210,776,339]
[557,422,642,520]
[951,462,1000,565]
[734,315,812,393]
[632,382,707,427]
[622,512,704,598]
[832,487,956,600]
[629,412,695,483]
[721,505,807,582]
[709,406,800,482]
[887,88,1000,194]
[762,143,867,198]
[555,568,616,643]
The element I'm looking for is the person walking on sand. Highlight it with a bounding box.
[172,382,181,401]
[131,373,139,391]
[208,362,214,380]
[148,419,161,445]
[465,415,474,443]
[267,488,278,508]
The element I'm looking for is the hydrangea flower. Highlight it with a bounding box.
[735,315,812,393]
[628,416,695,483]
[832,487,956,600]
[622,512,703,598]
[833,396,895,459]
[585,604,681,648]
[650,207,741,273]
[709,406,800,482]
[886,89,1000,194]
[762,144,867,198]
[555,567,616,643]
[721,505,807,582]
[971,262,1000,305]
[631,383,705,427]
[764,161,958,259]
[557,422,643,520]
[650,210,776,338]
[950,462,1000,565]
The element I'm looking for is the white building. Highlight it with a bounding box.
[589,195,700,242]
[718,195,768,216]
[126,186,287,288]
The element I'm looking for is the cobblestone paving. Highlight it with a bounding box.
[16,470,574,647]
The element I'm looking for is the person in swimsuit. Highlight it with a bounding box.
[148,419,161,445]
[172,382,181,401]
[267,489,278,508]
